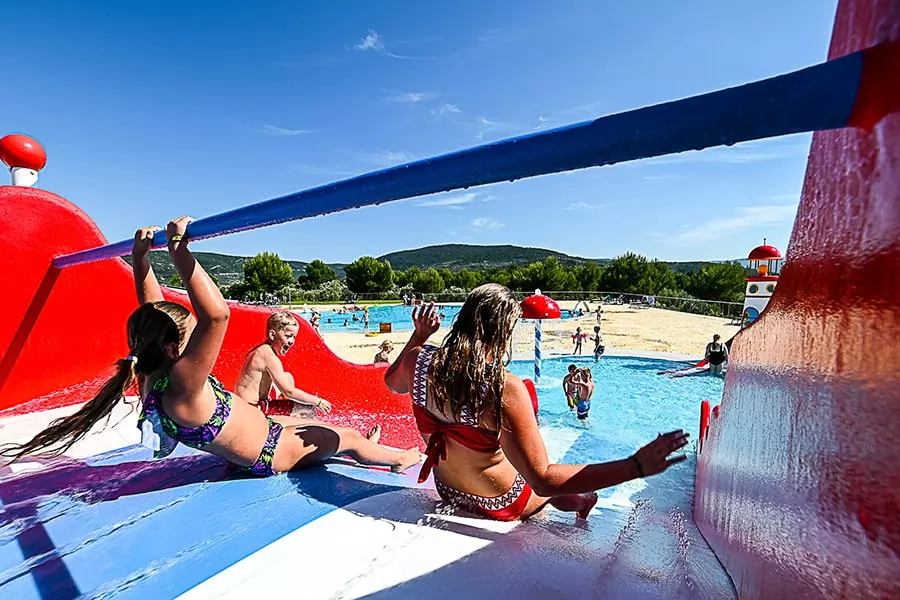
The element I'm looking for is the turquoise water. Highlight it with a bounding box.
[298,303,576,332]
[296,304,464,332]
[507,355,724,466]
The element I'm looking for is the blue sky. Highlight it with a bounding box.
[3,0,838,263]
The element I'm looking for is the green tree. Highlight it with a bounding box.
[453,269,478,290]
[345,256,394,293]
[599,252,675,294]
[298,259,337,290]
[575,261,603,291]
[412,268,445,294]
[683,262,747,302]
[437,268,454,287]
[243,251,294,294]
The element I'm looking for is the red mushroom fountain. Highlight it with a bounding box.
[0,134,47,187]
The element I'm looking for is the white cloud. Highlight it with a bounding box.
[642,137,810,167]
[385,91,430,103]
[258,124,311,136]
[666,204,798,245]
[362,150,418,167]
[432,103,461,117]
[415,192,477,208]
[355,30,385,52]
[472,217,504,230]
[565,202,603,210]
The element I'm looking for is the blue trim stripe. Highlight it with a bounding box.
[53,51,864,268]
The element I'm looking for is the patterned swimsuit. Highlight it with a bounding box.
[412,345,534,521]
[139,374,283,476]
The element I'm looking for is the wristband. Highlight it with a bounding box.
[631,455,645,478]
[168,234,184,244]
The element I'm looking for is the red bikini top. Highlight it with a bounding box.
[411,345,501,484]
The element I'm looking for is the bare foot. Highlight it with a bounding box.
[391,449,424,473]
[576,492,598,519]
[366,424,382,443]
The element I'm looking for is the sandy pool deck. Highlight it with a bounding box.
[304,301,738,365]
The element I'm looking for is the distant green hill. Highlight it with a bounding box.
[377,244,603,270]
[127,244,742,285]
[126,252,343,285]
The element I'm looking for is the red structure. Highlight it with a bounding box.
[0,186,422,449]
[695,1,900,598]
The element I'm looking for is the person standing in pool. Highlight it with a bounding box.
[562,364,579,411]
[385,285,689,522]
[574,368,594,420]
[0,220,420,476]
[705,334,729,377]
[591,326,605,361]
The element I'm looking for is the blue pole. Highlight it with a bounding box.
[53,50,864,269]
[534,319,542,384]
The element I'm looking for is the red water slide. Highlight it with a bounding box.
[0,186,422,449]
[694,1,900,598]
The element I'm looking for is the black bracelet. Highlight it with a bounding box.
[631,455,645,478]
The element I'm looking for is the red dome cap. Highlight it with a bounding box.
[748,244,782,261]
[521,291,561,319]
[0,134,47,171]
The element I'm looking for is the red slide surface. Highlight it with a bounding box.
[695,1,900,598]
[0,186,421,449]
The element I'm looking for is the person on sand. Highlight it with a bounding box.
[0,220,420,476]
[705,333,728,377]
[385,285,689,522]
[374,340,394,364]
[562,364,579,411]
[591,325,605,361]
[574,368,594,420]
[572,327,585,355]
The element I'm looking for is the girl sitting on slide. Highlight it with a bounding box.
[385,284,689,522]
[1,218,421,476]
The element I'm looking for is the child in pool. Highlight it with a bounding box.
[563,364,579,410]
[0,219,419,476]
[574,368,594,420]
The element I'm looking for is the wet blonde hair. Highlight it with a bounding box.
[1,301,192,462]
[429,284,521,428]
[267,311,298,332]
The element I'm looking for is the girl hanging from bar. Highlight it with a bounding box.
[1,218,422,476]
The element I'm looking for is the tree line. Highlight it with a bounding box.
[218,251,748,317]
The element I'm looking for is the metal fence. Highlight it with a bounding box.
[265,289,743,319]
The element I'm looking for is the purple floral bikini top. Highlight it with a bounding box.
[137,374,233,458]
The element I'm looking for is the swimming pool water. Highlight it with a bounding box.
[296,303,577,332]
[295,304,463,332]
[507,355,723,468]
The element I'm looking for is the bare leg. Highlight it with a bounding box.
[289,424,421,473]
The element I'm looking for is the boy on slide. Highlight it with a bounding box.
[235,312,331,419]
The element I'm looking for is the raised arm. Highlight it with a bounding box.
[384,302,441,394]
[131,227,164,304]
[166,217,230,396]
[499,375,688,497]
[263,349,332,414]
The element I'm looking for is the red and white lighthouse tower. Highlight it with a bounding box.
[742,239,782,328]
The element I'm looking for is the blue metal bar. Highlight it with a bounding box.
[52,50,864,268]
